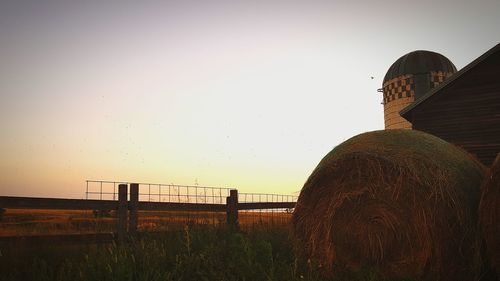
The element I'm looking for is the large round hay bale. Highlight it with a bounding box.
[292,130,485,280]
[479,153,500,275]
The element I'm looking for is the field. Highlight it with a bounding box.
[0,209,414,281]
[0,209,291,236]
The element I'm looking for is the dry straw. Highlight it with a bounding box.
[479,153,500,276]
[293,130,485,281]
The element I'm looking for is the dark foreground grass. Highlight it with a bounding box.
[0,225,414,281]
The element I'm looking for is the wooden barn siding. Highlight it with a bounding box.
[408,54,500,166]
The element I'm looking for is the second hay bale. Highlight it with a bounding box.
[479,153,500,275]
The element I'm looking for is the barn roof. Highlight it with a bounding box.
[401,43,500,118]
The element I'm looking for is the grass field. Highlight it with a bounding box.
[0,209,291,236]
[0,223,415,281]
[0,209,418,281]
[0,209,118,236]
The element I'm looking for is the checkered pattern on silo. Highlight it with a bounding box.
[382,71,454,129]
[430,71,454,89]
[382,74,415,129]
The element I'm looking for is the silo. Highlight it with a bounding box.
[382,51,457,129]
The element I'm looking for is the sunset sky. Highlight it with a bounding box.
[1,0,499,198]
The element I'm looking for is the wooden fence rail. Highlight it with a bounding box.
[0,196,118,210]
[0,184,296,240]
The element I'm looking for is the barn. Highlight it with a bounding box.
[380,43,500,166]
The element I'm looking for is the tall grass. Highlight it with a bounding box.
[0,225,413,281]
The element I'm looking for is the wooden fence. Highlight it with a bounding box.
[0,183,296,241]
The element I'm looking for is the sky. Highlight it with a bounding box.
[1,0,499,198]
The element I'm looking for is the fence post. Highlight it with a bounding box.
[118,184,128,242]
[226,189,239,228]
[129,183,139,234]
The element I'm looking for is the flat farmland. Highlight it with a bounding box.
[0,209,292,237]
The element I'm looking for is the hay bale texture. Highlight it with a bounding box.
[292,130,485,280]
[479,153,500,275]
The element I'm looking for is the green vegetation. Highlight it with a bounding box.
[0,225,413,281]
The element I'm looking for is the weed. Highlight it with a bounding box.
[0,225,414,281]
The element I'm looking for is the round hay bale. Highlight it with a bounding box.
[292,130,485,280]
[479,153,500,275]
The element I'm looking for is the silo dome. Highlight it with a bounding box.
[383,50,457,83]
[381,50,456,130]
